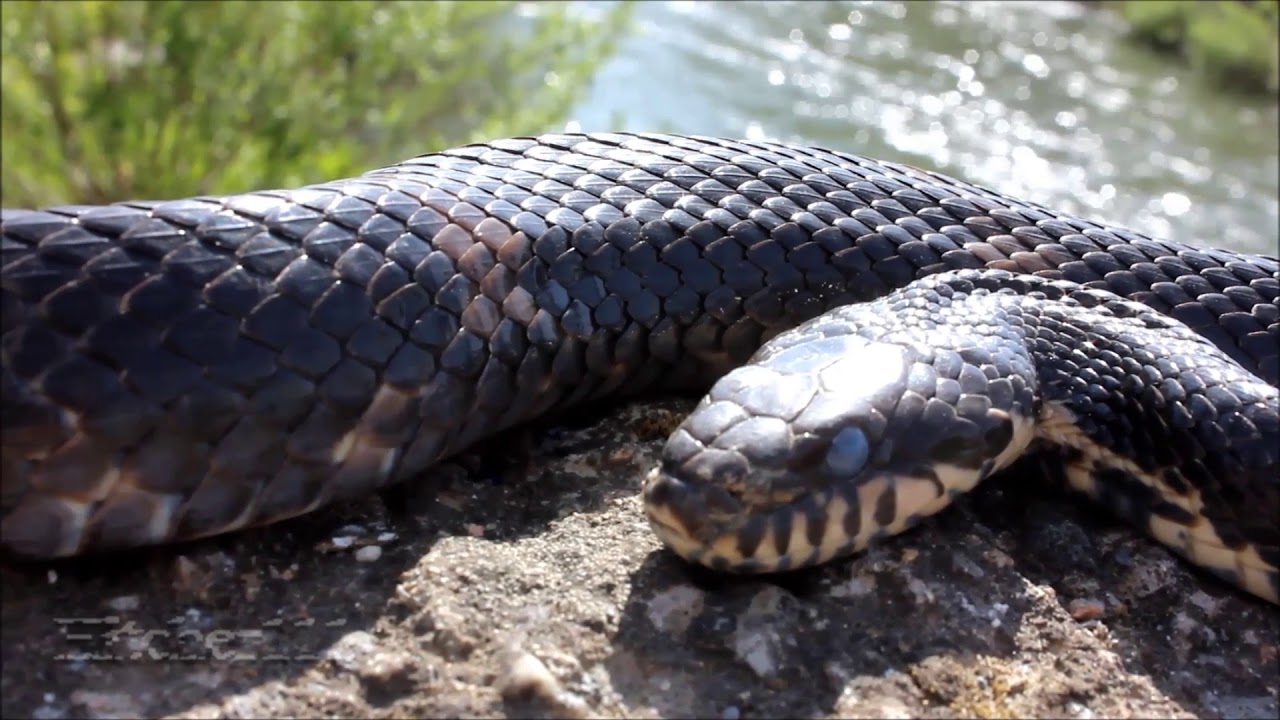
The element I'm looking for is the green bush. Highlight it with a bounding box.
[0,0,633,206]
[1111,0,1278,95]
[1185,1,1279,94]
[1117,0,1190,51]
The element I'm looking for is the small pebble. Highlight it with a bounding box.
[107,595,140,612]
[1068,598,1106,621]
[500,650,562,701]
[355,546,382,563]
[325,631,380,673]
[172,556,203,593]
[1066,700,1096,719]
[607,447,636,464]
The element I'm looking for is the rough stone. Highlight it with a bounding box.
[2,397,1277,719]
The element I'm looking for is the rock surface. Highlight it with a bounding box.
[3,397,1277,719]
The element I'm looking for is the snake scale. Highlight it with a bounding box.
[2,133,1276,604]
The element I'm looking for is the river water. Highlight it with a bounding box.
[567,0,1279,256]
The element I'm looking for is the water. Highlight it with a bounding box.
[567,0,1279,255]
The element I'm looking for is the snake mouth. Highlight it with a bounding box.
[642,463,974,574]
[642,466,823,573]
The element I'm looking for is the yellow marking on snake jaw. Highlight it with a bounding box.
[709,517,750,561]
[846,410,1037,546]
[827,409,1038,557]
[644,408,1044,572]
[886,474,949,534]
[906,470,963,516]
[991,408,1039,473]
[642,468,708,561]
[853,475,892,544]
[814,494,852,563]
[788,507,816,560]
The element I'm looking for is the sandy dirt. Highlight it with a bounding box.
[3,396,1277,719]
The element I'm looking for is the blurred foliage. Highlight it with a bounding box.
[1110,0,1278,95]
[0,0,634,206]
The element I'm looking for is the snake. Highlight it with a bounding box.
[1,133,1276,605]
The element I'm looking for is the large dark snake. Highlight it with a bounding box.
[2,133,1276,604]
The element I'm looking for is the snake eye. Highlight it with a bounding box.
[825,426,870,478]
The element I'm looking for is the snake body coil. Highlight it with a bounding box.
[2,133,1276,603]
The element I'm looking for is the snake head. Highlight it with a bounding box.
[643,330,1035,574]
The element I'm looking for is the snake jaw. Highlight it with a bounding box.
[643,424,991,575]
[642,459,996,574]
[642,465,825,572]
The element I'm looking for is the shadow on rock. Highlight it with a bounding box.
[608,514,1043,719]
[607,469,1280,719]
[3,397,1275,719]
[1,496,422,718]
[968,460,1280,719]
[0,397,661,719]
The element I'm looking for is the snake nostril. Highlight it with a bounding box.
[642,471,676,507]
[645,468,741,516]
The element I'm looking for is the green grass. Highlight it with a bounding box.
[0,0,633,206]
[1110,0,1279,95]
